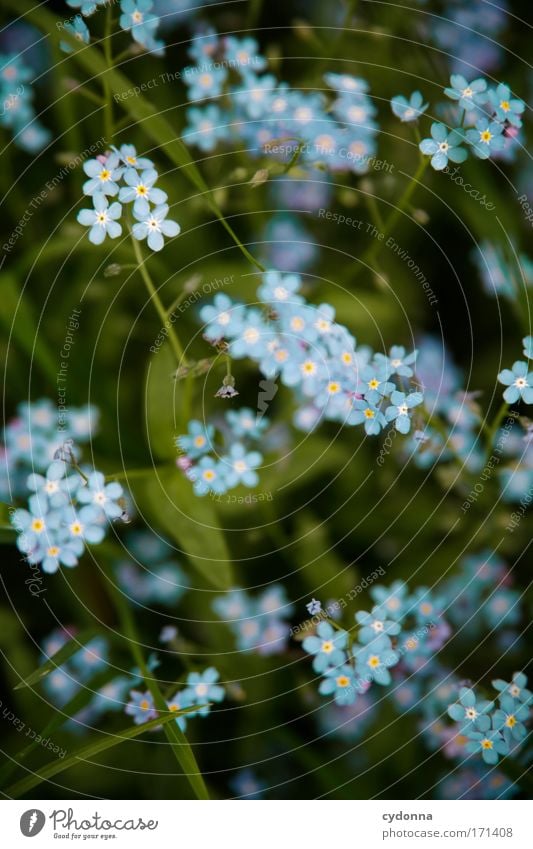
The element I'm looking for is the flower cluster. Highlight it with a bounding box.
[39,628,161,729]
[41,628,109,707]
[76,143,180,251]
[1,399,97,502]
[213,585,293,655]
[182,32,378,174]
[10,460,124,573]
[0,52,50,152]
[177,408,266,497]
[126,667,225,730]
[65,0,164,54]
[301,578,449,707]
[447,675,531,765]
[116,531,187,606]
[187,271,423,492]
[411,74,524,171]
[498,341,533,405]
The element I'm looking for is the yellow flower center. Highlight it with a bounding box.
[341,352,352,365]
[31,518,45,533]
[99,169,111,182]
[302,360,316,375]
[336,675,350,688]
[481,739,493,750]
[194,435,206,448]
[202,469,215,481]
[367,655,380,669]
[368,379,380,390]
[505,715,517,728]
[327,382,340,395]
[140,699,150,710]
[136,184,148,196]
[500,100,510,112]
[480,130,492,143]
[321,641,334,654]
[47,546,60,557]
[364,408,375,419]
[126,155,137,165]
[70,522,83,536]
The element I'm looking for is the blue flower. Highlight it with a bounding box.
[77,195,123,245]
[166,690,193,731]
[221,443,262,488]
[257,270,304,305]
[370,580,408,620]
[132,203,180,252]
[385,390,424,434]
[60,16,90,53]
[119,0,162,52]
[465,729,509,764]
[349,399,387,435]
[26,460,74,508]
[319,665,357,705]
[63,505,106,544]
[71,637,109,678]
[118,168,167,216]
[184,105,228,152]
[447,687,494,731]
[176,420,214,459]
[466,118,505,159]
[391,91,428,122]
[183,667,225,717]
[66,0,106,16]
[444,74,487,110]
[302,621,348,673]
[355,635,399,685]
[82,153,123,197]
[187,456,229,496]
[224,36,267,75]
[112,143,154,171]
[522,336,533,360]
[76,471,124,518]
[37,535,84,574]
[487,83,524,128]
[185,65,227,102]
[374,345,417,377]
[492,672,532,705]
[497,360,533,404]
[492,694,529,742]
[228,310,270,359]
[355,606,401,644]
[225,408,267,440]
[125,690,157,724]
[199,294,244,341]
[419,123,468,170]
[11,494,60,555]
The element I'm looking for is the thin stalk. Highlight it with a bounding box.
[131,235,186,365]
[485,401,510,458]
[102,3,114,143]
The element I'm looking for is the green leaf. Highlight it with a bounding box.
[5,707,197,798]
[4,0,264,273]
[144,344,180,461]
[0,272,57,385]
[101,573,210,799]
[14,629,100,691]
[130,468,234,590]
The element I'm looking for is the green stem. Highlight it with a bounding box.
[485,401,510,458]
[102,3,114,143]
[356,157,429,276]
[101,571,209,799]
[131,235,186,365]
